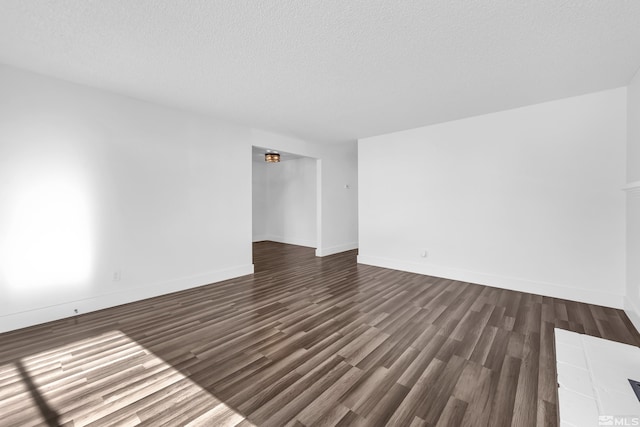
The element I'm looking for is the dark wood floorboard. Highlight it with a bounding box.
[1,241,639,426]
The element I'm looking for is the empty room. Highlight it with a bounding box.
[2,1,640,426]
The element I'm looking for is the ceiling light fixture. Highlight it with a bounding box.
[265,152,280,163]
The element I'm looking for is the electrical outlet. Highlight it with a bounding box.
[113,270,121,281]
[74,308,78,314]
[420,249,428,258]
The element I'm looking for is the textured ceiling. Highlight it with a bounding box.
[1,1,640,143]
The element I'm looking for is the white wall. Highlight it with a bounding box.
[254,158,317,247]
[252,160,269,241]
[252,130,359,256]
[359,88,627,308]
[625,68,640,328]
[0,64,254,332]
[267,158,316,247]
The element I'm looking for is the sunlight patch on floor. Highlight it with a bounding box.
[0,330,252,426]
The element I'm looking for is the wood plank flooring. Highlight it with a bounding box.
[1,241,639,426]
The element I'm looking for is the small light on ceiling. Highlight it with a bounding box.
[265,152,280,163]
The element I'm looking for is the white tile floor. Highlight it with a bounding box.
[555,328,640,427]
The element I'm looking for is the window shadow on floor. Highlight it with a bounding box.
[16,360,61,427]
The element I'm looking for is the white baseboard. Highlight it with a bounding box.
[252,234,270,242]
[357,254,624,309]
[0,264,254,334]
[624,297,640,335]
[260,235,317,248]
[316,242,359,257]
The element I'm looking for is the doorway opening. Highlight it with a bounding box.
[251,146,320,262]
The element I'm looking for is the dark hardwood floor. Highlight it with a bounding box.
[1,241,639,426]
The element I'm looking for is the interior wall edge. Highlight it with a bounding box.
[357,254,625,310]
[624,297,640,335]
[625,187,640,334]
[0,263,254,334]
